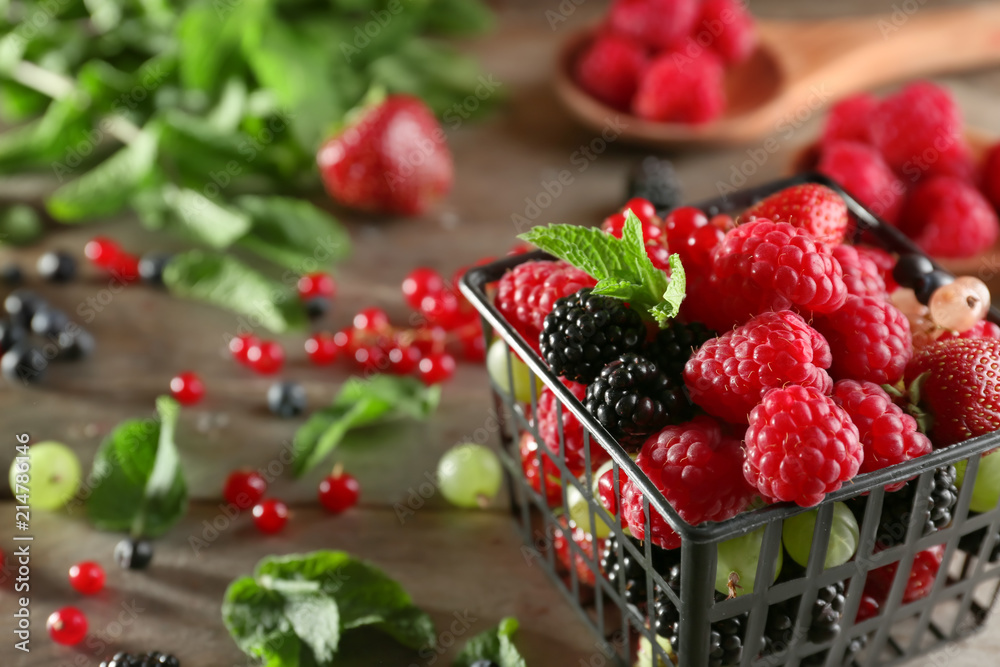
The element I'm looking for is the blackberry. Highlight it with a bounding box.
[601,532,677,605]
[653,566,747,667]
[762,582,846,657]
[627,156,682,214]
[644,320,716,383]
[539,289,645,384]
[856,466,958,549]
[585,353,690,449]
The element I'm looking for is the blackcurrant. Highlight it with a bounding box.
[1,263,23,286]
[267,381,307,418]
[37,251,77,282]
[138,253,173,286]
[914,269,954,305]
[304,296,330,321]
[57,327,96,360]
[892,253,934,290]
[0,318,27,353]
[4,289,46,326]
[1,343,47,384]
[114,538,154,570]
[30,306,69,337]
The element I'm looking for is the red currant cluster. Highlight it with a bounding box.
[223,465,359,535]
[300,263,498,386]
[45,561,106,645]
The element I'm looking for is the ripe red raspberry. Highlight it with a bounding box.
[937,319,1000,341]
[981,141,1000,211]
[695,0,757,65]
[831,380,932,490]
[619,416,756,549]
[813,294,912,385]
[871,82,963,177]
[743,384,862,507]
[854,244,898,293]
[924,140,976,183]
[743,184,850,245]
[864,545,945,606]
[632,50,726,125]
[608,0,700,51]
[538,380,610,473]
[684,310,833,424]
[711,218,847,316]
[821,93,878,146]
[495,260,596,348]
[573,33,647,111]
[900,175,1000,258]
[831,245,887,299]
[817,141,905,224]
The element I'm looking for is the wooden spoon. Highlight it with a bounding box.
[555,4,1000,148]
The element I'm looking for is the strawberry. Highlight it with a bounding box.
[317,94,452,216]
[904,337,1000,447]
[743,183,850,245]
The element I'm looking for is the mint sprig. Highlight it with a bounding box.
[223,550,436,666]
[85,396,187,538]
[519,211,685,326]
[454,617,526,667]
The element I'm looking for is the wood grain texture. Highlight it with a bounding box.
[1,0,1000,665]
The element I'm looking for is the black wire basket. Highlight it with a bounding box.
[459,173,1000,667]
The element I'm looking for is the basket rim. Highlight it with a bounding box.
[459,171,1000,544]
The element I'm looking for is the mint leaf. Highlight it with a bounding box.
[293,376,440,477]
[47,124,160,222]
[454,617,525,667]
[519,215,686,327]
[86,396,187,538]
[163,250,307,334]
[224,551,435,666]
[0,205,42,246]
[237,195,351,271]
[519,224,632,284]
[157,184,253,249]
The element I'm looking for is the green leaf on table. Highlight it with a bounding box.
[162,249,307,334]
[86,396,187,538]
[237,195,351,271]
[519,212,686,327]
[454,617,525,667]
[293,376,440,477]
[47,122,160,221]
[223,550,435,666]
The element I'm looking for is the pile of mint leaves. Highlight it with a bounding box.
[223,550,526,666]
[0,0,495,331]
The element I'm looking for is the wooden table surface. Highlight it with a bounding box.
[4,1,1000,665]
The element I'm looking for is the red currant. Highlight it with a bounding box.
[387,343,421,375]
[507,243,531,256]
[47,607,88,645]
[709,213,736,231]
[334,328,357,354]
[305,333,339,365]
[412,325,447,356]
[253,499,289,534]
[68,561,105,595]
[223,469,267,510]
[353,307,390,332]
[623,197,657,223]
[247,341,285,375]
[686,225,725,269]
[418,352,456,385]
[664,206,708,245]
[402,268,445,310]
[318,467,360,514]
[109,253,141,282]
[600,212,627,236]
[170,371,205,406]
[354,344,389,374]
[297,272,336,300]
[229,334,259,365]
[420,292,469,330]
[459,331,486,362]
[84,237,121,268]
